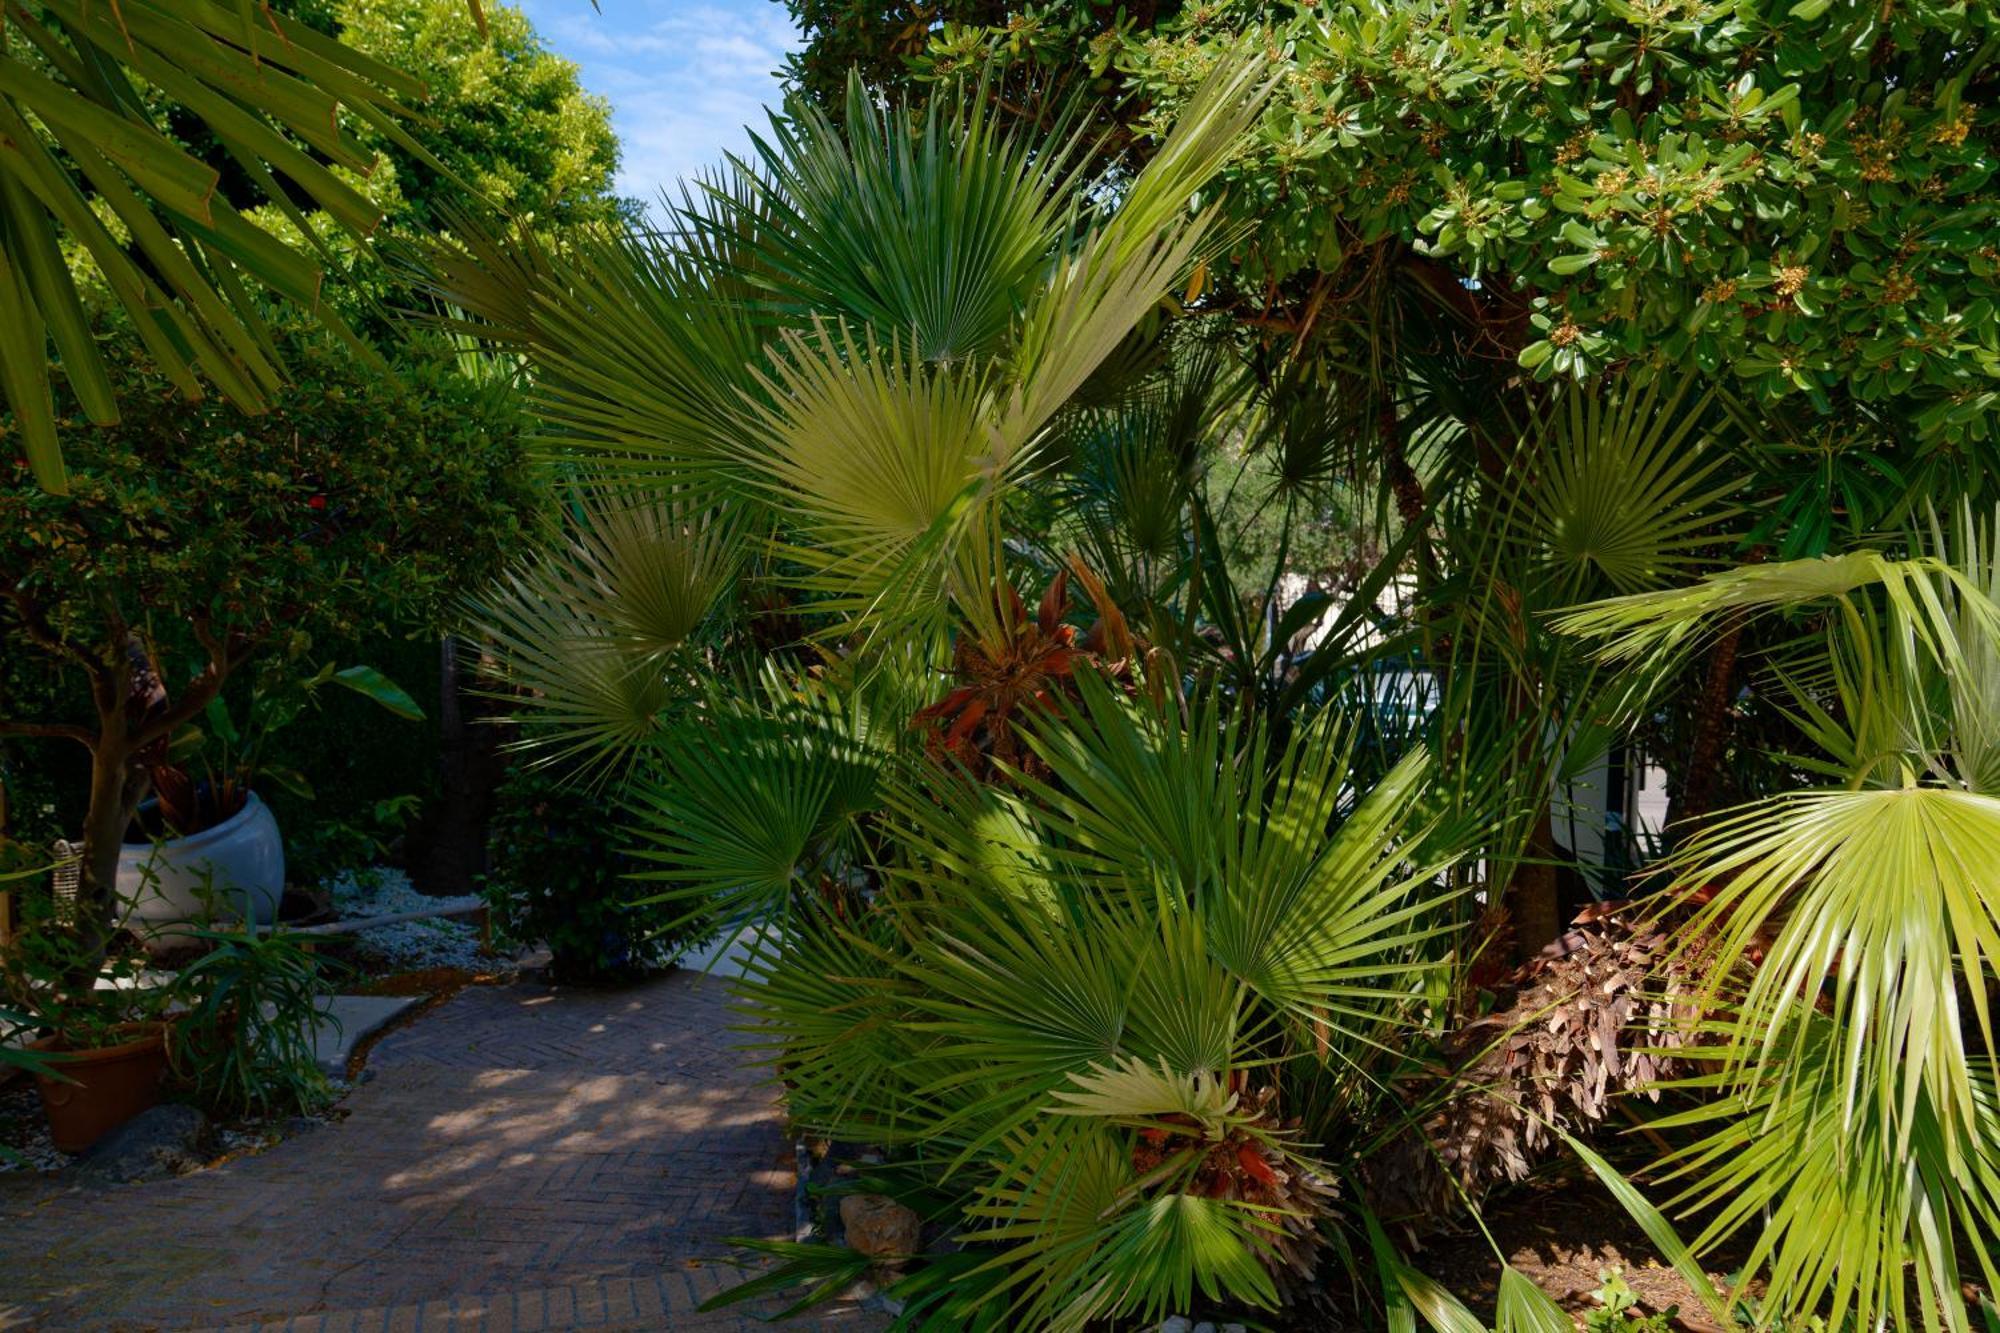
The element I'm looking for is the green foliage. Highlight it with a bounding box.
[0,0,434,489]
[794,0,2000,454]
[247,629,443,886]
[438,57,1273,755]
[157,659,426,837]
[0,889,165,1051]
[330,0,628,234]
[1559,515,2000,1332]
[1,329,535,672]
[165,924,339,1119]
[481,760,715,985]
[719,678,1465,1329]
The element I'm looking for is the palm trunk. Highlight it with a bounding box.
[1506,810,1563,961]
[1667,618,1743,838]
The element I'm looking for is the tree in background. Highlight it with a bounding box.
[2,0,625,888]
[332,0,629,236]
[0,330,534,959]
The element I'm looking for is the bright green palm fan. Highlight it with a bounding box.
[1555,507,2000,1332]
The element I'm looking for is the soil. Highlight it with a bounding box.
[1420,1175,1750,1330]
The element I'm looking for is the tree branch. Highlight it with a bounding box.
[0,719,97,748]
[3,583,108,681]
[124,622,263,752]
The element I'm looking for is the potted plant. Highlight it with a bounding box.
[119,661,423,948]
[0,892,170,1152]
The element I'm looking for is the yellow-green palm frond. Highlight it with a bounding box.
[736,323,999,638]
[465,490,744,775]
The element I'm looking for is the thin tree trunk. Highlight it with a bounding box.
[73,735,135,967]
[1667,617,1744,837]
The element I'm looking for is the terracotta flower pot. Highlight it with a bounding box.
[31,1021,170,1153]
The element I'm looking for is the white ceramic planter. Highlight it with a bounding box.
[116,792,285,949]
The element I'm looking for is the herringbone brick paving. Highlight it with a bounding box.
[0,971,878,1331]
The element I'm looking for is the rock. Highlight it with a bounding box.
[74,1104,208,1185]
[1192,1323,1217,1333]
[1160,1318,1193,1333]
[839,1193,921,1262]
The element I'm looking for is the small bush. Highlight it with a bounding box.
[481,762,714,985]
[167,925,341,1119]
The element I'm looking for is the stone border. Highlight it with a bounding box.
[227,1268,869,1332]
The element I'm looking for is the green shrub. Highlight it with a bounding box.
[481,761,715,985]
[166,925,341,1119]
[0,325,541,932]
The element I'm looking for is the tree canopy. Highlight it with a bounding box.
[786,0,1999,465]
[326,0,630,238]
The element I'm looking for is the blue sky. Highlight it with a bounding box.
[516,0,799,210]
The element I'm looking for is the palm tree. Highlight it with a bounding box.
[1556,511,2000,1332]
[437,60,1275,754]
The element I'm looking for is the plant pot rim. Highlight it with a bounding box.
[122,791,269,855]
[28,1020,169,1061]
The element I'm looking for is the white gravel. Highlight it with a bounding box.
[324,868,488,973]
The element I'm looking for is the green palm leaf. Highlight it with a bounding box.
[2,0,436,489]
[1507,374,1742,597]
[466,489,743,773]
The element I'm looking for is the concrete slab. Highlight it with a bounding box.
[307,994,418,1077]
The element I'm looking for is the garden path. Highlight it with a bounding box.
[0,967,879,1331]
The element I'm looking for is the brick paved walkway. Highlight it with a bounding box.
[0,971,878,1331]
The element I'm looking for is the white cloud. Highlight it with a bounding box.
[518,0,799,213]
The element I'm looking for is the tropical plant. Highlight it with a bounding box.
[1553,510,2000,1332]
[481,758,717,984]
[427,40,1935,1329]
[0,885,164,1052]
[432,56,1271,653]
[785,0,2000,966]
[147,662,425,839]
[165,921,340,1119]
[712,679,1473,1328]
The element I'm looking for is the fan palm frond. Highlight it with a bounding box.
[742,672,1464,1326]
[465,490,744,775]
[730,74,1089,364]
[624,666,898,933]
[1555,508,2000,1331]
[1508,374,1743,598]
